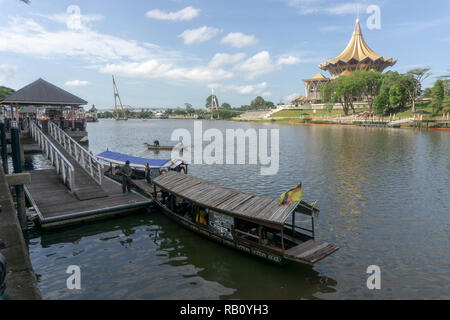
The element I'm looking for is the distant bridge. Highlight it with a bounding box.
[98,106,167,113]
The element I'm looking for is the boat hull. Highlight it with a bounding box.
[154,198,287,265]
[147,146,175,151]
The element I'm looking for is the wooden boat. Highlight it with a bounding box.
[144,142,188,151]
[97,150,187,180]
[132,171,339,266]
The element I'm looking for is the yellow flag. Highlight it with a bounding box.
[280,183,302,205]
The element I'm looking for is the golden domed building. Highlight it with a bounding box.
[298,19,397,103]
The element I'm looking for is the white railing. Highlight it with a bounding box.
[30,121,75,191]
[48,121,103,185]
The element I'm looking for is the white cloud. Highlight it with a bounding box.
[36,11,104,31]
[234,51,278,80]
[277,56,301,65]
[65,80,89,86]
[222,82,268,96]
[99,60,233,83]
[0,16,153,62]
[262,92,273,98]
[220,32,258,48]
[287,0,367,16]
[0,16,229,85]
[0,64,17,84]
[325,3,366,15]
[179,26,220,45]
[209,53,246,68]
[146,6,200,21]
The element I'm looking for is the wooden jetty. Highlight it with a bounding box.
[25,121,151,228]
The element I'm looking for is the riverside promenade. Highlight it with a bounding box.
[0,166,41,300]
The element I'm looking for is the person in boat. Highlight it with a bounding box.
[120,160,132,194]
[161,190,169,204]
[153,140,160,147]
[144,163,151,183]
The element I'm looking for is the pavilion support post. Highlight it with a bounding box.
[71,106,75,130]
[10,122,27,230]
[0,120,8,174]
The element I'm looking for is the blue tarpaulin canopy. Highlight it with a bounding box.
[97,150,172,168]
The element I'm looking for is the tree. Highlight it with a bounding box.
[0,86,14,100]
[373,72,413,115]
[431,80,445,114]
[251,96,265,109]
[438,70,450,97]
[406,68,432,112]
[423,88,432,98]
[221,102,231,110]
[321,73,365,115]
[264,101,275,109]
[184,103,194,114]
[353,70,383,111]
[205,95,219,109]
[334,75,364,115]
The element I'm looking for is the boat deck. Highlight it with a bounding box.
[25,169,152,228]
[284,240,339,264]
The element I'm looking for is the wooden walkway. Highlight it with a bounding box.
[25,169,151,228]
[24,124,152,228]
[45,133,106,200]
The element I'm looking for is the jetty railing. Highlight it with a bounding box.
[30,121,75,191]
[48,121,103,185]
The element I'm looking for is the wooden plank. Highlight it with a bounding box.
[26,170,151,225]
[6,173,31,185]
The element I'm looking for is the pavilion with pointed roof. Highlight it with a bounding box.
[0,78,88,131]
[301,73,330,103]
[0,78,87,106]
[319,19,397,77]
[299,19,397,103]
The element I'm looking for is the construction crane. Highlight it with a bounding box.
[112,75,128,121]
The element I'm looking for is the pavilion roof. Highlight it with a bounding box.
[0,78,87,106]
[319,19,396,70]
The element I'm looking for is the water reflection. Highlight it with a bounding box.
[26,210,337,300]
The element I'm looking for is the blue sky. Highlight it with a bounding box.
[0,0,449,109]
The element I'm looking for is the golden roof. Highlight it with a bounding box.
[312,73,327,79]
[319,19,396,69]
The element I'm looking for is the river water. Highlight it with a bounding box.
[25,119,450,299]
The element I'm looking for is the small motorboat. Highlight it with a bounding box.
[144,142,188,151]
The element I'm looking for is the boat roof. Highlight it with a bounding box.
[153,171,306,228]
[97,150,181,169]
